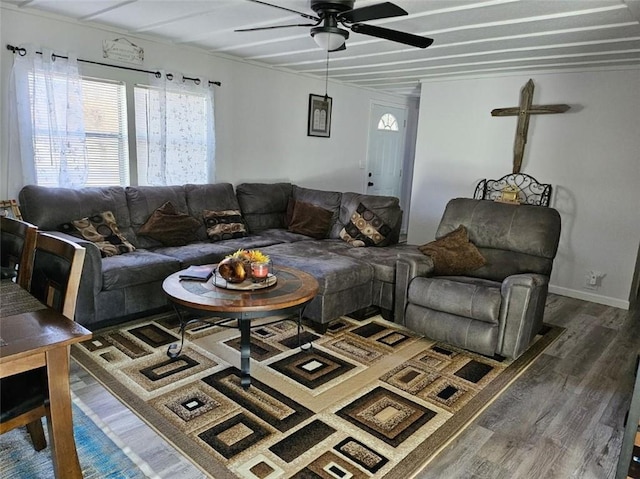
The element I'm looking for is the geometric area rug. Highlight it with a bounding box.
[71,313,563,479]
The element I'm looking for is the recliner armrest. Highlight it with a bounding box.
[498,273,549,359]
[394,253,434,326]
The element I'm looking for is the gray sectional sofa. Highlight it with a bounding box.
[19,182,420,331]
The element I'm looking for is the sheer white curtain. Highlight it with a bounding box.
[8,47,88,195]
[143,72,215,186]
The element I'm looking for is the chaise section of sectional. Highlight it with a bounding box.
[320,240,422,320]
[237,183,415,329]
[260,240,374,330]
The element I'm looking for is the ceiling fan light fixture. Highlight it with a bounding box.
[311,26,349,51]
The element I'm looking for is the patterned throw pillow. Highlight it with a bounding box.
[138,202,201,246]
[203,209,247,242]
[287,200,333,239]
[339,202,391,247]
[61,211,136,258]
[418,225,486,275]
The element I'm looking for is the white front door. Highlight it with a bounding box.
[366,103,407,198]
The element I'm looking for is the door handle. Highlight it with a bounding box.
[368,181,374,187]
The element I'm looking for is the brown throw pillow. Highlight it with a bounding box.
[288,200,333,239]
[66,211,135,257]
[285,197,296,227]
[138,201,201,246]
[418,225,486,275]
[203,209,247,242]
[339,203,391,247]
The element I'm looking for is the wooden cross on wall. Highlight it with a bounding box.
[491,79,570,174]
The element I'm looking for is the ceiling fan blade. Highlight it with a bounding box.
[235,22,318,32]
[350,23,433,48]
[338,2,407,23]
[245,0,319,22]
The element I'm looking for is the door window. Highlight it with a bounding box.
[377,113,399,131]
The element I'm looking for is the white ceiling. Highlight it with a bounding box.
[3,0,640,96]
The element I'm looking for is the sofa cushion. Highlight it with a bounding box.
[436,198,561,259]
[418,226,486,275]
[62,211,135,257]
[126,186,188,248]
[332,192,402,244]
[19,185,133,238]
[251,229,315,244]
[285,197,296,226]
[138,201,201,246]
[101,250,181,290]
[339,203,392,247]
[152,233,291,267]
[151,241,238,267]
[236,183,293,233]
[407,276,502,324]
[288,200,333,239]
[324,241,421,283]
[261,241,372,295]
[292,185,341,229]
[203,209,247,241]
[185,183,242,241]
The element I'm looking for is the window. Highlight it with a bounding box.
[134,85,213,185]
[377,113,399,131]
[83,78,129,186]
[31,75,129,187]
[20,60,213,189]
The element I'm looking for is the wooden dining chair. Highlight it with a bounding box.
[0,233,86,451]
[0,215,37,289]
[29,232,86,320]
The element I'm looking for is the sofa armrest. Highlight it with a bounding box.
[498,273,549,359]
[45,231,103,324]
[394,253,434,326]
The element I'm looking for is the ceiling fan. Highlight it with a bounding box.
[235,0,434,52]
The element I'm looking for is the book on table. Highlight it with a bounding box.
[179,265,214,281]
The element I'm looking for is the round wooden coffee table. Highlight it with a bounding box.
[162,264,318,388]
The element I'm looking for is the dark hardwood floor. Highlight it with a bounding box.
[417,294,639,479]
[69,294,639,478]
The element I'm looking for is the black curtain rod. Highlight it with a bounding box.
[6,44,221,87]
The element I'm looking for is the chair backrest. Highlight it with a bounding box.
[30,232,85,320]
[436,198,561,281]
[1,216,38,289]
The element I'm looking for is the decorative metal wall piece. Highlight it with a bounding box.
[102,38,144,65]
[474,173,552,207]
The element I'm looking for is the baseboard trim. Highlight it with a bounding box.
[549,285,630,310]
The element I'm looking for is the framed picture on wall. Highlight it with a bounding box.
[307,94,332,138]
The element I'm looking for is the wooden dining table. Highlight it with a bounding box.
[0,279,92,478]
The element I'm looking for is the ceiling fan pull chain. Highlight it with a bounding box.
[324,49,329,98]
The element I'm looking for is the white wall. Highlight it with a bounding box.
[0,7,416,199]
[410,70,640,309]
[5,9,638,308]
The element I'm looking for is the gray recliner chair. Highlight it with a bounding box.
[395,198,561,359]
